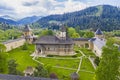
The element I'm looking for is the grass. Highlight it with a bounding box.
[6,44,38,72]
[81,58,95,72]
[38,58,79,69]
[80,48,95,57]
[3,45,95,80]
[79,72,95,80]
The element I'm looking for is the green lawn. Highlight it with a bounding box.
[38,58,79,69]
[80,48,95,57]
[6,44,38,72]
[4,45,95,80]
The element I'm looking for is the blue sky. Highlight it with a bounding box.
[0,0,120,19]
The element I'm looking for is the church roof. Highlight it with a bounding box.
[35,36,73,45]
[23,25,32,32]
[0,74,54,80]
[88,38,96,42]
[95,28,103,35]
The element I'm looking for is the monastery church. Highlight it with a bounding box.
[2,25,106,57]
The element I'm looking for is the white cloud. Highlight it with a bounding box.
[0,0,119,19]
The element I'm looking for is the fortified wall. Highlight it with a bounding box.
[2,25,34,52]
[3,38,26,52]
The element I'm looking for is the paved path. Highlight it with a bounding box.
[32,57,44,65]
[53,66,77,70]
[39,56,80,60]
[76,57,83,73]
[88,56,97,69]
[80,70,95,74]
[79,49,96,70]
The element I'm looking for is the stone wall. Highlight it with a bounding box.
[74,41,89,48]
[3,37,26,52]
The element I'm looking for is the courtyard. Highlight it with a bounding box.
[6,44,95,80]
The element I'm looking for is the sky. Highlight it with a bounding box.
[0,0,120,19]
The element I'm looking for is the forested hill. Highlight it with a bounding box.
[37,5,120,31]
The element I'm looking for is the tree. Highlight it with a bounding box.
[39,29,54,37]
[71,33,80,38]
[94,56,100,66]
[68,27,80,38]
[0,43,6,53]
[83,31,94,38]
[95,39,120,80]
[34,64,48,77]
[0,53,7,73]
[8,59,20,75]
[0,43,7,73]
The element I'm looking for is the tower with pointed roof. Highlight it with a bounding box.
[95,28,104,39]
[23,25,33,43]
[58,24,67,40]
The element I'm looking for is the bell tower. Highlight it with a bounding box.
[59,24,67,40]
[95,28,104,39]
[23,25,33,43]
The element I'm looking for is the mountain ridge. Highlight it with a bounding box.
[0,15,42,25]
[37,5,120,31]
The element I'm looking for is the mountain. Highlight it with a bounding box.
[0,15,42,25]
[17,16,42,25]
[37,5,120,31]
[0,15,17,21]
[0,17,17,25]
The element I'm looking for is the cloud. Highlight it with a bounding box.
[0,0,119,19]
[22,1,39,6]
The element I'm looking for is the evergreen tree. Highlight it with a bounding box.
[95,39,120,80]
[34,64,48,77]
[8,59,19,75]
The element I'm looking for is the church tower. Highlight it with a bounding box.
[59,25,67,40]
[95,28,104,39]
[23,25,33,43]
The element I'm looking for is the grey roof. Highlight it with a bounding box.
[23,25,32,32]
[72,38,90,41]
[2,37,25,44]
[35,36,73,45]
[88,38,96,42]
[95,28,103,35]
[0,74,55,80]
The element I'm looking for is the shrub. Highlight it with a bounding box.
[22,42,28,50]
[94,56,100,66]
[72,55,77,58]
[47,55,54,57]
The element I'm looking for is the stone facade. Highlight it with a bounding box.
[35,44,74,56]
